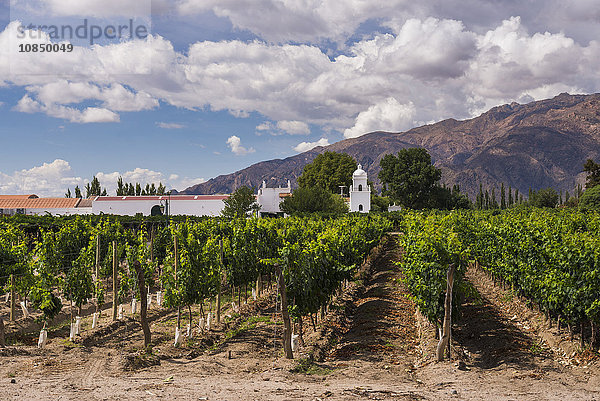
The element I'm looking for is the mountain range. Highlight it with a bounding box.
[180,93,600,198]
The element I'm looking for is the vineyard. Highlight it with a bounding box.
[0,214,390,353]
[1,211,599,400]
[397,209,600,348]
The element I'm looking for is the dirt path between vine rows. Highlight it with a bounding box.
[0,235,599,400]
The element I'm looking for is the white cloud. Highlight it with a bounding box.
[176,0,412,43]
[13,95,121,123]
[78,107,121,123]
[256,120,310,135]
[256,121,274,132]
[177,0,600,47]
[0,160,205,197]
[37,0,151,18]
[226,135,255,155]
[2,14,600,135]
[344,98,417,138]
[157,122,186,129]
[276,120,310,135]
[0,159,82,197]
[293,138,330,153]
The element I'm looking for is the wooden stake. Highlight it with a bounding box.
[0,317,5,347]
[216,239,223,323]
[275,264,293,359]
[298,315,304,347]
[437,263,455,362]
[95,234,100,313]
[150,228,154,263]
[133,260,151,347]
[95,234,100,282]
[174,236,181,329]
[188,305,193,337]
[10,274,15,322]
[112,241,118,321]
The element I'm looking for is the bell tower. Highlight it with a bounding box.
[350,164,370,213]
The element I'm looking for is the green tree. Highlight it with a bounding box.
[530,188,559,208]
[222,186,260,218]
[116,176,126,196]
[85,176,105,198]
[74,185,82,198]
[280,186,348,214]
[500,183,506,209]
[476,183,484,209]
[65,188,72,198]
[584,159,600,189]
[378,148,442,209]
[428,185,472,210]
[297,152,357,193]
[579,185,600,211]
[371,194,391,212]
[490,188,499,209]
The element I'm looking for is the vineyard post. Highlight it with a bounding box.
[275,264,293,359]
[175,235,181,329]
[112,241,118,321]
[95,234,100,313]
[10,274,15,322]
[0,317,4,347]
[95,234,100,283]
[133,261,151,348]
[436,263,455,362]
[150,228,154,263]
[216,239,222,323]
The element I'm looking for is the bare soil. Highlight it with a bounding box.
[0,236,599,400]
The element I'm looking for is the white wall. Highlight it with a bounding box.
[169,199,226,217]
[93,199,160,216]
[92,196,228,217]
[257,181,291,215]
[25,207,92,216]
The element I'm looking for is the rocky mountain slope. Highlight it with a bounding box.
[180,93,600,197]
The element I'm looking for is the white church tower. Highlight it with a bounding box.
[350,164,371,213]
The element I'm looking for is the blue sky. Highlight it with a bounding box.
[1,0,600,196]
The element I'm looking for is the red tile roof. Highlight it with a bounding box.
[0,194,38,200]
[0,198,81,209]
[77,199,93,208]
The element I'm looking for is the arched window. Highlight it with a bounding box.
[358,184,363,191]
[359,204,363,211]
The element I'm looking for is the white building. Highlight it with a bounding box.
[0,178,293,218]
[257,180,292,217]
[92,195,229,217]
[349,165,371,213]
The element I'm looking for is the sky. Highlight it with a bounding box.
[1,0,600,196]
